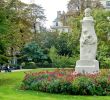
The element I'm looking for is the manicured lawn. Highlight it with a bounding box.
[0,68,110,100]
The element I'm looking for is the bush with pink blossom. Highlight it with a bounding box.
[21,69,110,95]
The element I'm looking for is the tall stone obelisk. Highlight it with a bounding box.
[75,8,99,74]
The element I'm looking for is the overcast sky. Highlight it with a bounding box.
[21,0,69,28]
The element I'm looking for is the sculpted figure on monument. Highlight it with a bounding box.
[80,29,97,47]
[80,8,97,60]
[80,8,97,47]
[85,8,91,17]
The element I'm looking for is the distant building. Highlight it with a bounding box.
[100,0,110,10]
[51,11,71,34]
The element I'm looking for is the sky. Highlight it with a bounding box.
[21,0,69,28]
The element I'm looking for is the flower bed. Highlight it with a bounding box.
[21,69,110,95]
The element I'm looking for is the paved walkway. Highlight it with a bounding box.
[1,69,32,73]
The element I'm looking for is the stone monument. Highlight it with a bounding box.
[75,8,99,74]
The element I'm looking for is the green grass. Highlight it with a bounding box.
[0,68,110,100]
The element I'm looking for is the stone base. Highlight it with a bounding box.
[75,60,99,74]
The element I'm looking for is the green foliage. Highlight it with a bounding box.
[39,32,58,49]
[93,9,110,41]
[64,9,110,68]
[0,0,46,66]
[54,32,80,57]
[0,55,9,64]
[21,69,73,94]
[55,33,72,56]
[47,79,61,93]
[92,9,110,68]
[1,69,110,99]
[0,41,5,54]
[97,42,110,68]
[0,41,9,64]
[49,47,78,68]
[72,76,110,96]
[72,77,95,95]
[22,41,47,63]
[47,80,72,94]
[22,62,37,69]
[0,0,110,69]
[0,3,11,35]
[95,76,109,95]
[22,69,110,96]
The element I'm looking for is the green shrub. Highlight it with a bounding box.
[60,81,73,94]
[36,61,52,68]
[72,77,95,95]
[22,62,37,69]
[97,42,110,68]
[45,80,72,94]
[22,42,49,64]
[49,47,78,68]
[47,79,61,93]
[21,69,110,96]
[95,76,109,95]
[21,69,74,94]
[21,75,36,90]
[22,75,35,86]
[72,76,110,96]
[52,55,74,68]
[96,76,108,88]
[31,80,49,92]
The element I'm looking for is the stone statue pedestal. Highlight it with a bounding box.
[75,60,99,74]
[75,8,99,74]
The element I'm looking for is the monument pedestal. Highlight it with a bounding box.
[75,60,99,74]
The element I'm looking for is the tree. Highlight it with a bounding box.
[22,41,47,63]
[55,33,74,56]
[93,9,110,68]
[3,0,33,65]
[27,3,46,40]
[0,0,46,66]
[39,32,59,49]
[64,8,110,67]
[67,0,102,13]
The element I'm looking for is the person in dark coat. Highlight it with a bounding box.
[0,66,2,72]
[7,65,11,72]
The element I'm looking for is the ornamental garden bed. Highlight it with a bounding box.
[21,69,110,96]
